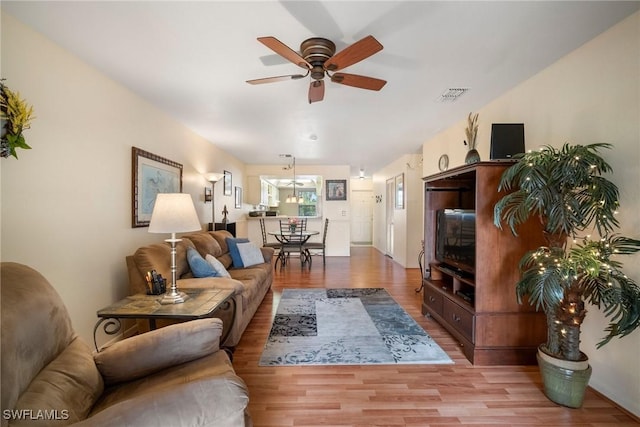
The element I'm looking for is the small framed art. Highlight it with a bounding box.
[234,186,242,208]
[223,170,232,196]
[395,173,404,209]
[326,179,347,201]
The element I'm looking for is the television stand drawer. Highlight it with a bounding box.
[423,284,443,316]
[443,298,474,344]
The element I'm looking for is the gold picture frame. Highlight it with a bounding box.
[132,147,182,228]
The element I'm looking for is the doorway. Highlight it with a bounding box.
[350,190,373,245]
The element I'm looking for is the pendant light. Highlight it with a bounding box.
[285,157,303,204]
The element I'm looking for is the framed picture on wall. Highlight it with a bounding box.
[131,146,183,228]
[395,173,404,209]
[223,170,232,196]
[326,179,347,201]
[234,186,242,209]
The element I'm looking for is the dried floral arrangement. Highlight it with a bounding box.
[463,112,479,150]
[1,80,35,159]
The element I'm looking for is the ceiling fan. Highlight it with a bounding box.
[246,35,386,103]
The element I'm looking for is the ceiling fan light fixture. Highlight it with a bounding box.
[248,35,386,103]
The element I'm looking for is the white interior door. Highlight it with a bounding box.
[350,190,373,245]
[385,178,395,257]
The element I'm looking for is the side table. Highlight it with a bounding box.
[208,221,236,236]
[94,288,235,351]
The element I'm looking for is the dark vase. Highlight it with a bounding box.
[465,148,480,164]
[0,140,9,158]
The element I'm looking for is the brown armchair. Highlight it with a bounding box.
[1,262,252,427]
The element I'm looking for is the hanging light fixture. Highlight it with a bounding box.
[285,157,304,204]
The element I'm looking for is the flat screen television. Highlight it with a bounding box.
[435,209,476,275]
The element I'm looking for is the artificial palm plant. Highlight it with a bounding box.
[493,143,640,363]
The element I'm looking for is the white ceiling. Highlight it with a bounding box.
[3,1,638,176]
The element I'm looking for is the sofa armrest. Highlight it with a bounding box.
[260,246,275,263]
[76,376,250,427]
[94,318,222,386]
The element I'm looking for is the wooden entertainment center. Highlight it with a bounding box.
[422,161,546,365]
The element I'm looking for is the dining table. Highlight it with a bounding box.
[268,230,319,268]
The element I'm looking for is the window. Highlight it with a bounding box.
[259,175,322,217]
[297,189,317,216]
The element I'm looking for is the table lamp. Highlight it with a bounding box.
[148,193,201,304]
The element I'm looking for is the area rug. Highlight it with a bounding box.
[259,288,453,366]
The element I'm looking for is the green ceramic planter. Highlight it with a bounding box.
[537,349,592,408]
[465,148,480,164]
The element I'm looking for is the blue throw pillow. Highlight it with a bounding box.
[226,237,250,268]
[186,247,217,278]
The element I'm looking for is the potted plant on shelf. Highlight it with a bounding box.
[1,80,35,159]
[493,142,640,408]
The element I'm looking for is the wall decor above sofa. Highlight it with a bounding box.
[131,146,182,228]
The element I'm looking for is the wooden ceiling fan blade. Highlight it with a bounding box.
[246,74,306,85]
[257,36,311,70]
[323,35,383,72]
[331,73,386,91]
[308,80,325,103]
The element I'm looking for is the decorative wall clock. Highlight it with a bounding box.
[438,154,449,171]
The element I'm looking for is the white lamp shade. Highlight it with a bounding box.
[148,193,201,233]
[204,172,224,183]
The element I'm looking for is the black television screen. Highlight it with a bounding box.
[435,209,476,275]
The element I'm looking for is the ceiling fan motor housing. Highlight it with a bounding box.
[301,37,336,80]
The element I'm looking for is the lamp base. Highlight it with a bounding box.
[159,290,189,305]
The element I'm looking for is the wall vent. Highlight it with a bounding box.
[437,88,469,102]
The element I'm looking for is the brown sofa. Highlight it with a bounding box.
[126,230,273,347]
[1,262,251,427]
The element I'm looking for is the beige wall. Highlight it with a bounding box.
[1,14,248,344]
[421,12,640,416]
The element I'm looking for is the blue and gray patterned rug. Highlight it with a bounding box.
[259,288,453,366]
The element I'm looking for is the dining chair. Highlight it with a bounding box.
[276,219,310,269]
[303,218,329,266]
[259,218,281,254]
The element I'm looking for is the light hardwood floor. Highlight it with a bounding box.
[233,247,639,426]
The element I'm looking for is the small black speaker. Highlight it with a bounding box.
[490,123,525,160]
